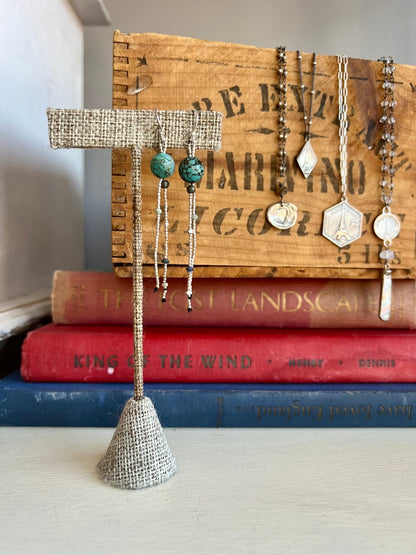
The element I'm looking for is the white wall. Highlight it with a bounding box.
[84,0,416,270]
[0,0,84,314]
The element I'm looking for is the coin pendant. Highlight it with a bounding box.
[266,201,298,230]
[373,212,401,242]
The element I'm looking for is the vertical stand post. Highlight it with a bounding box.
[131,146,144,401]
[97,145,177,488]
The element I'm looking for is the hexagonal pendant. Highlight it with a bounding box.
[322,200,363,247]
[296,140,317,179]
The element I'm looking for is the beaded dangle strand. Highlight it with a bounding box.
[178,111,205,312]
[150,110,175,302]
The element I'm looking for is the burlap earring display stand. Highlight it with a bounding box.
[47,108,223,489]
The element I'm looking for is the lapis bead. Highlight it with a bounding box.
[179,156,205,183]
[150,152,175,179]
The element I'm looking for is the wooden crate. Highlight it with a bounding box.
[112,31,416,279]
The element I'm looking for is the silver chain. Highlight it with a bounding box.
[378,56,397,210]
[276,46,288,202]
[297,51,317,142]
[337,55,349,200]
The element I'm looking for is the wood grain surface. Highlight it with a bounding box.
[112,32,416,279]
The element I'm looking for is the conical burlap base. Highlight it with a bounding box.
[97,396,177,489]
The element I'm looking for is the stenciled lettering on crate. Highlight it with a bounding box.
[111,32,416,279]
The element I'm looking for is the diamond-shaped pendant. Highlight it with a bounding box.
[296,140,317,178]
[322,200,363,248]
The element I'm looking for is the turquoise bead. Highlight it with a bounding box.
[150,152,175,179]
[179,156,205,183]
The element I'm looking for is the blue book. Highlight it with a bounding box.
[1,371,416,427]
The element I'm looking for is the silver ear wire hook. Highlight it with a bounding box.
[188,110,199,157]
[155,109,167,153]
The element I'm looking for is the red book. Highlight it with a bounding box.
[52,271,416,328]
[21,323,416,383]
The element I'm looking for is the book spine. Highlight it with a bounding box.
[20,324,416,383]
[51,270,416,328]
[2,372,416,427]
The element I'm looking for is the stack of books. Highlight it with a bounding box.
[2,270,416,427]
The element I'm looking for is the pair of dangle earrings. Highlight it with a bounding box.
[150,110,204,312]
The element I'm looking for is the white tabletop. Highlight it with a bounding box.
[1,427,416,555]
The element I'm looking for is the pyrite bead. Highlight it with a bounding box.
[150,152,175,179]
[178,156,205,183]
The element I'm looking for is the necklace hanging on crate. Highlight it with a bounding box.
[296,50,318,179]
[266,46,298,230]
[322,55,363,248]
[373,56,400,321]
